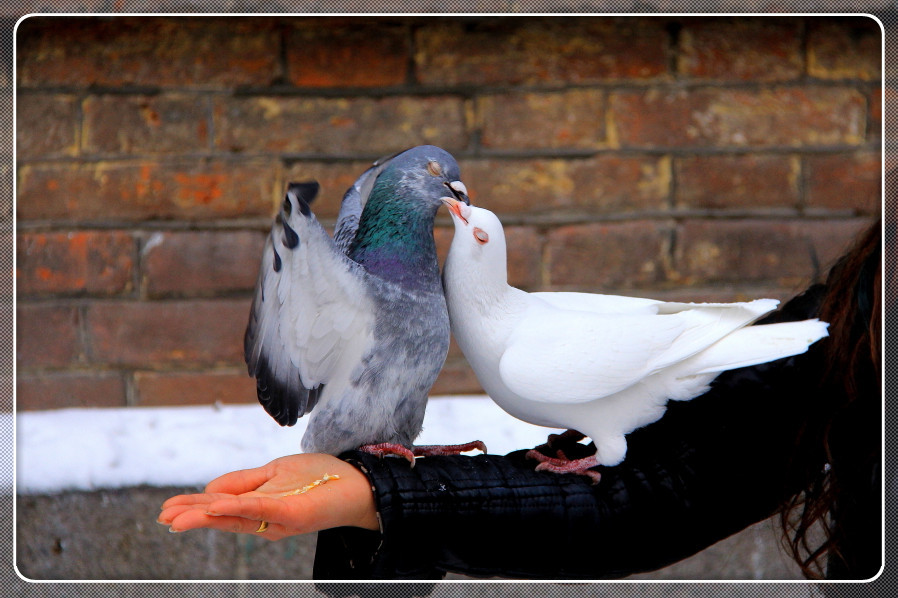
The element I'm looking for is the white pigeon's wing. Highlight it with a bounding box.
[245,183,375,426]
[498,299,780,404]
[532,291,779,318]
[530,291,667,315]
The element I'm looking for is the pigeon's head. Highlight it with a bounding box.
[442,198,508,277]
[371,145,469,217]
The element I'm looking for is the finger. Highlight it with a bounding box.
[158,500,225,525]
[168,508,277,536]
[157,503,197,525]
[161,492,238,511]
[205,495,291,525]
[205,465,273,495]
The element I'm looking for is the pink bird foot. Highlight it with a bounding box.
[526,447,602,484]
[358,442,417,465]
[413,440,488,457]
[359,440,487,467]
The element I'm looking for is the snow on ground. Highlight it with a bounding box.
[14,396,562,495]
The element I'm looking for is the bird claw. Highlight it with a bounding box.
[358,442,417,466]
[413,440,488,457]
[358,440,488,467]
[528,450,602,484]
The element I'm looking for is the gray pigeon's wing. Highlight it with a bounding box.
[245,182,376,426]
[333,152,401,254]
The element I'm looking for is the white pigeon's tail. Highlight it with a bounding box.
[684,319,829,377]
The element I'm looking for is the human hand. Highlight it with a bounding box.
[157,453,378,541]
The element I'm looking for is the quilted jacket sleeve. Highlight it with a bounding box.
[313,287,828,581]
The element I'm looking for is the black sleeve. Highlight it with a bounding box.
[313,287,828,581]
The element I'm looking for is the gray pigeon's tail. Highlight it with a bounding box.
[286,181,320,211]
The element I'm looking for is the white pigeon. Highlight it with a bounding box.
[441,198,829,482]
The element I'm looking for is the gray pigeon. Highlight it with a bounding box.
[244,145,479,461]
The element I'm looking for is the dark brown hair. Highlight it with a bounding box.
[779,217,882,578]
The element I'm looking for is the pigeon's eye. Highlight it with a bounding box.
[473,228,489,245]
[427,161,442,177]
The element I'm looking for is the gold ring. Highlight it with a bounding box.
[256,520,269,533]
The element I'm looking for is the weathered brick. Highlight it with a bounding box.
[17,17,281,88]
[16,372,126,410]
[16,303,84,368]
[17,160,278,222]
[673,219,870,286]
[609,87,867,148]
[462,156,670,216]
[807,17,882,81]
[85,299,249,367]
[286,20,409,88]
[805,152,881,214]
[16,230,135,297]
[678,18,803,81]
[804,219,877,271]
[282,160,380,219]
[134,370,256,407]
[141,230,267,298]
[213,96,468,155]
[545,221,670,289]
[414,17,669,86]
[674,154,800,210]
[477,89,605,150]
[82,95,210,156]
[16,94,79,159]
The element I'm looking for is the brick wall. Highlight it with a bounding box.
[15,15,881,412]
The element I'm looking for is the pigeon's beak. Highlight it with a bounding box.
[441,197,469,225]
[445,181,470,206]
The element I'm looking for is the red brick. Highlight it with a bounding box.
[16,230,135,297]
[674,154,801,210]
[82,95,210,155]
[805,152,882,214]
[282,160,381,219]
[134,370,257,407]
[673,219,871,286]
[462,156,670,216]
[678,18,803,81]
[414,18,669,86]
[85,299,249,367]
[16,303,84,368]
[16,372,126,410]
[807,17,882,81]
[213,95,468,155]
[17,17,281,88]
[15,94,79,159]
[545,221,670,289]
[609,87,867,148]
[141,230,267,298]
[805,219,877,271]
[286,20,409,88]
[478,89,605,150]
[16,160,278,222]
